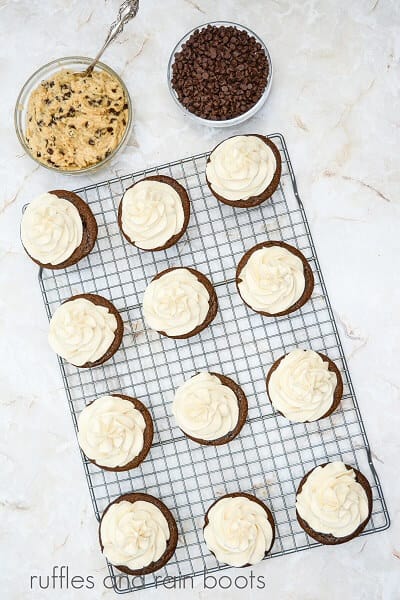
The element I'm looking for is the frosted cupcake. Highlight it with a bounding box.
[173,372,248,445]
[236,241,314,316]
[203,492,275,567]
[266,349,343,422]
[99,493,178,575]
[296,462,372,545]
[118,175,190,251]
[48,293,123,367]
[206,134,281,208]
[77,394,153,471]
[21,190,97,269]
[142,267,218,339]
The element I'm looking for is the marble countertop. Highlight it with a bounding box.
[1,1,399,598]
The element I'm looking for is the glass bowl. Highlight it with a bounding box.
[14,56,133,175]
[167,21,273,128]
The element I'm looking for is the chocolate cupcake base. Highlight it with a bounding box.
[236,240,314,317]
[99,493,178,576]
[206,135,282,208]
[296,464,373,545]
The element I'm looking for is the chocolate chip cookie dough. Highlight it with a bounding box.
[25,69,129,170]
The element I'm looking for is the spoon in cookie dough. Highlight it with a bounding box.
[84,0,140,76]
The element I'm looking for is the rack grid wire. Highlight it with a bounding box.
[38,133,389,593]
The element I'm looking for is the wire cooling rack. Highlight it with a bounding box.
[38,133,389,593]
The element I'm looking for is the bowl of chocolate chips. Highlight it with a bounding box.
[168,22,272,127]
[15,56,133,174]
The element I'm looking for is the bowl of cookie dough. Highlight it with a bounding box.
[15,56,133,175]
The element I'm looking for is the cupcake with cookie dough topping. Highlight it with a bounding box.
[296,462,372,545]
[142,267,218,339]
[236,241,314,317]
[173,372,248,445]
[21,190,97,269]
[48,293,123,368]
[266,349,343,422]
[118,175,190,251]
[206,134,281,208]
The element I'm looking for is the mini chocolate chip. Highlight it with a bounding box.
[88,139,95,145]
[171,24,268,120]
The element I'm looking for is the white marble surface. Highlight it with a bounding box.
[1,0,399,598]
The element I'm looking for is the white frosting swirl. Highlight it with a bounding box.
[173,372,239,441]
[206,135,276,201]
[238,245,305,314]
[121,180,185,250]
[143,268,210,337]
[77,396,146,468]
[269,349,337,422]
[101,500,170,570]
[48,298,118,366]
[204,496,273,567]
[296,462,369,538]
[21,192,83,265]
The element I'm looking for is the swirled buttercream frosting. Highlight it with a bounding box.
[101,500,170,570]
[238,245,305,314]
[204,495,273,566]
[173,372,239,441]
[268,349,337,422]
[143,268,210,337]
[78,396,146,468]
[121,180,185,250]
[48,298,117,366]
[206,135,276,201]
[21,192,82,265]
[296,462,369,538]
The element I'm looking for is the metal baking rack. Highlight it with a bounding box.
[38,133,389,593]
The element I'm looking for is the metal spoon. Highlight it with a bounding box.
[84,0,140,76]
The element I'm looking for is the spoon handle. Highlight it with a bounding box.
[85,0,140,75]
